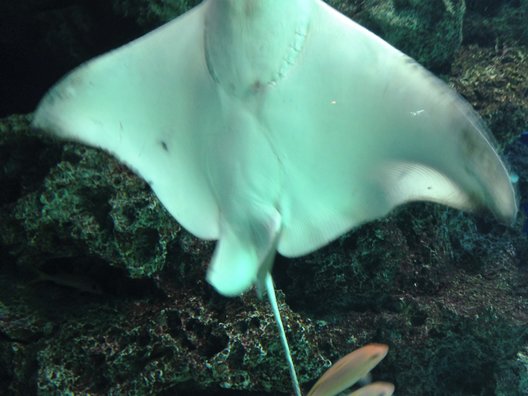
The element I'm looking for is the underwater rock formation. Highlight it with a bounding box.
[0,1,527,395]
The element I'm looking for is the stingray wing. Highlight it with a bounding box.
[268,1,517,257]
[33,3,220,240]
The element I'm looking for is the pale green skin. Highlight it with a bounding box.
[33,0,517,298]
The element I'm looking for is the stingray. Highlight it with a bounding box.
[33,0,518,394]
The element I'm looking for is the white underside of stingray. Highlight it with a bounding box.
[34,0,517,394]
[34,0,517,297]
[34,1,517,392]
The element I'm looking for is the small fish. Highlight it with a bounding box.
[0,300,9,321]
[520,131,528,145]
[348,382,395,396]
[29,269,103,295]
[307,344,391,396]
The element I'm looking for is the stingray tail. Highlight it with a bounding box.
[266,273,302,396]
[206,208,301,394]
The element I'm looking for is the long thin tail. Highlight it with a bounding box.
[266,273,302,396]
